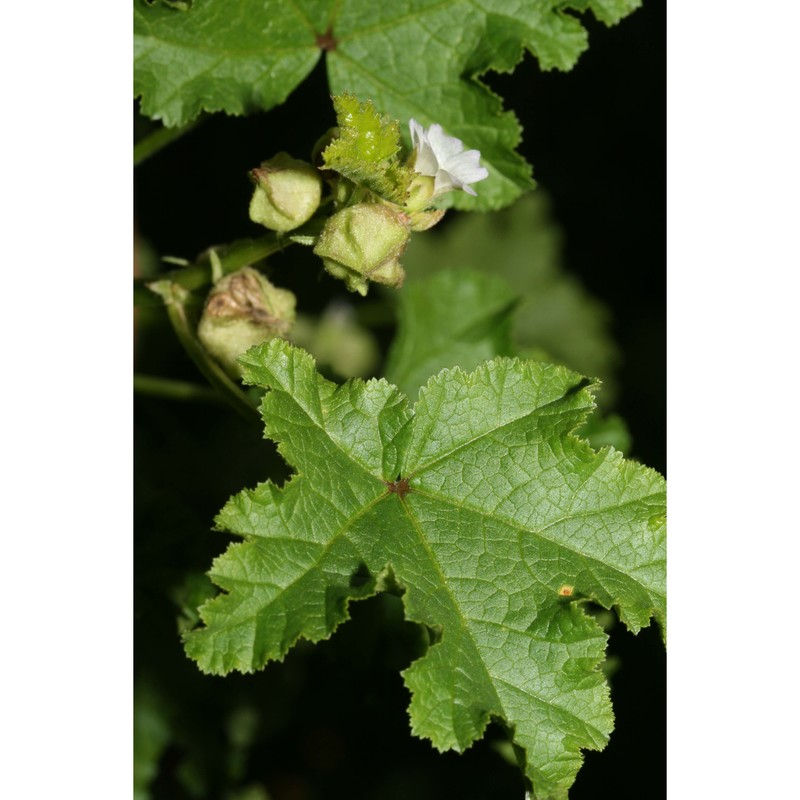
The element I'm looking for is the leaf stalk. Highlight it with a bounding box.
[147,280,260,422]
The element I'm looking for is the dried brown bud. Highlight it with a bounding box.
[197,267,296,376]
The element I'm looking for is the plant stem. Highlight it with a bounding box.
[208,235,288,276]
[134,118,202,166]
[134,374,222,404]
[134,233,287,306]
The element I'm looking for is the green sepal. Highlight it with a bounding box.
[322,94,415,204]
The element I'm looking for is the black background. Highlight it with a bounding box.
[135,2,665,797]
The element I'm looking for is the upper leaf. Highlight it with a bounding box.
[134,0,642,210]
[184,339,665,799]
[133,0,323,127]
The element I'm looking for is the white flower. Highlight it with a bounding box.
[409,119,489,196]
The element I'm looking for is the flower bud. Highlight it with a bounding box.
[290,305,380,379]
[313,203,410,295]
[197,267,296,377]
[397,174,445,231]
[404,174,435,212]
[315,306,380,377]
[249,153,323,232]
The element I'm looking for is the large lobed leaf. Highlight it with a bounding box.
[134,0,641,210]
[185,339,665,798]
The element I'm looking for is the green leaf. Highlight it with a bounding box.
[184,339,665,798]
[403,192,621,404]
[134,0,642,209]
[322,94,415,203]
[564,0,642,27]
[384,270,518,399]
[385,267,632,456]
[133,0,323,127]
[576,412,632,454]
[144,0,193,10]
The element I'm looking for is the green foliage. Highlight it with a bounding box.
[133,0,319,127]
[134,0,642,210]
[322,94,415,203]
[143,0,193,9]
[134,680,171,800]
[184,339,665,799]
[403,192,621,404]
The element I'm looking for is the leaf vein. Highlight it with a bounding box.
[411,487,665,605]
[335,0,457,43]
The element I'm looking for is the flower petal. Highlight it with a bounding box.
[442,149,489,183]
[410,118,439,176]
[409,118,425,150]
[408,119,488,196]
[433,170,458,195]
[426,123,465,161]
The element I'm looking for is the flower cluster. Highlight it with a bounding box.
[198,96,493,376]
[244,95,491,298]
